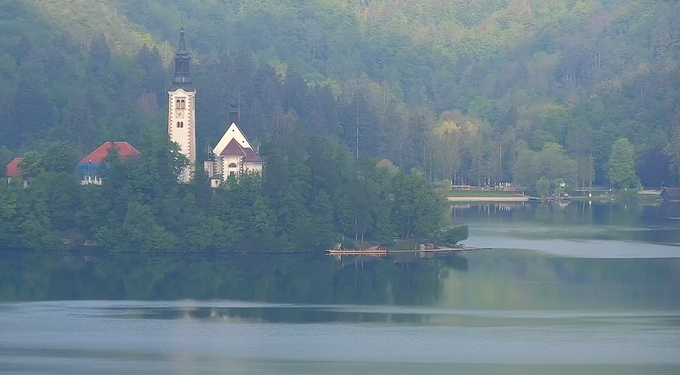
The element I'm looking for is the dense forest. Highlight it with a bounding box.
[2,0,680,251]
[2,0,680,190]
[0,132,452,251]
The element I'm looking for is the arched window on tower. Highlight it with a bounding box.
[180,99,186,109]
[228,163,237,168]
[177,121,184,128]
[176,99,181,108]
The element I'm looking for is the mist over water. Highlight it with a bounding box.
[1,201,679,374]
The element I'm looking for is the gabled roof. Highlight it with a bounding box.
[243,148,263,163]
[220,139,247,157]
[213,122,262,162]
[80,142,141,164]
[6,157,22,177]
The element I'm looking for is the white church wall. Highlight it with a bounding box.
[168,88,197,183]
[212,124,252,155]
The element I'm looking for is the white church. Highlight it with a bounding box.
[168,28,263,186]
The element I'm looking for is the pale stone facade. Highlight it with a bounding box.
[204,122,264,187]
[168,28,196,183]
[168,88,196,183]
[167,28,262,187]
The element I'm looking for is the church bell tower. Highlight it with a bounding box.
[168,27,196,183]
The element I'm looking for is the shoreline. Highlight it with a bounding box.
[446,196,529,202]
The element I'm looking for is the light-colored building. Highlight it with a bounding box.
[204,104,263,188]
[168,28,196,183]
[167,28,263,187]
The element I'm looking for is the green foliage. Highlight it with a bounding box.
[0,134,446,252]
[392,171,444,241]
[3,0,680,199]
[514,142,578,190]
[41,142,79,173]
[444,226,469,246]
[536,178,551,197]
[608,138,639,189]
[17,152,44,178]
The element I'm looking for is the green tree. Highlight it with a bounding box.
[309,190,337,250]
[444,226,469,246]
[121,201,176,252]
[665,118,680,182]
[251,196,276,250]
[42,142,79,173]
[608,138,640,189]
[536,178,550,197]
[392,171,443,241]
[17,151,44,178]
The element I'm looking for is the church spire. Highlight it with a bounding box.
[229,97,239,125]
[173,27,193,90]
[178,27,187,54]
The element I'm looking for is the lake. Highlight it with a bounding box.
[1,201,679,374]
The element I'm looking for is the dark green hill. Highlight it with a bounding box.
[2,0,680,188]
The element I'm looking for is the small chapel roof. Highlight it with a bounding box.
[218,139,263,162]
[220,139,247,157]
[80,142,141,164]
[243,148,262,162]
[5,157,23,177]
[213,122,263,163]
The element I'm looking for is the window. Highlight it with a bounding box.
[177,121,184,128]
[175,99,186,110]
[228,163,237,168]
[181,99,186,109]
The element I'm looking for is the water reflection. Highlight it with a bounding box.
[443,251,680,311]
[450,201,680,227]
[2,204,680,373]
[450,202,680,246]
[1,250,678,312]
[0,252,466,306]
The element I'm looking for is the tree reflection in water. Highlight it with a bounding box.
[0,252,468,308]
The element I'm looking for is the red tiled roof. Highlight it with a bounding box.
[243,148,262,162]
[220,139,247,157]
[80,142,141,164]
[6,157,22,177]
[219,139,263,162]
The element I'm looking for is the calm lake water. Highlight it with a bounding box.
[1,201,679,374]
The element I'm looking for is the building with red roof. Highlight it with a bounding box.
[6,157,22,178]
[4,157,31,188]
[80,142,141,164]
[203,104,263,188]
[5,157,28,187]
[78,142,141,185]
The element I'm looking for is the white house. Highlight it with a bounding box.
[204,104,263,188]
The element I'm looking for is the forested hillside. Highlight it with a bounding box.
[2,0,680,189]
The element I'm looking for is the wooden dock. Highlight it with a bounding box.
[325,247,491,258]
[326,248,388,257]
